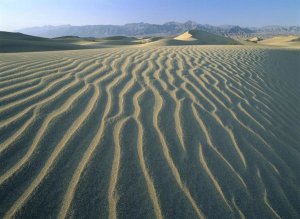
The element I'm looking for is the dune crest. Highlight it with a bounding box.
[259,35,300,47]
[174,31,194,41]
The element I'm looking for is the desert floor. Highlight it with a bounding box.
[0,46,299,219]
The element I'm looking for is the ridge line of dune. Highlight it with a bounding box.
[0,72,89,155]
[0,107,32,129]
[256,168,282,219]
[0,58,79,87]
[165,52,187,152]
[176,51,248,170]
[0,114,35,154]
[1,46,299,218]
[231,196,246,219]
[0,84,89,185]
[146,59,205,219]
[224,127,247,168]
[106,51,143,219]
[4,85,99,219]
[0,55,110,126]
[198,143,233,211]
[0,76,84,154]
[0,59,98,104]
[0,58,75,82]
[155,49,188,152]
[58,50,138,218]
[184,55,275,167]
[0,72,74,112]
[133,84,163,219]
[152,89,205,219]
[191,104,247,188]
[0,58,67,78]
[108,117,128,219]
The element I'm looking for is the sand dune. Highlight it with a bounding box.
[246,37,263,43]
[0,31,89,52]
[147,30,240,46]
[174,32,194,41]
[0,46,299,219]
[0,32,143,53]
[259,35,300,48]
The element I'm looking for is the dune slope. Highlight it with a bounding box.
[259,35,300,48]
[0,31,88,52]
[0,46,299,219]
[0,32,142,52]
[148,30,240,46]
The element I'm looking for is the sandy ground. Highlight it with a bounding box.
[0,46,299,219]
[259,35,300,48]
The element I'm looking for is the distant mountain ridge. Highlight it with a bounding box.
[16,21,300,38]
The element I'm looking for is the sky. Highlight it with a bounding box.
[0,0,299,31]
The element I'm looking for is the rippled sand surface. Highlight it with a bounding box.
[0,46,299,219]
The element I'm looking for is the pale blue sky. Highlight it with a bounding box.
[1,0,299,31]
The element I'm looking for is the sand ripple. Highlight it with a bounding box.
[0,46,299,219]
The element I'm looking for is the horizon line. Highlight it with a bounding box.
[13,21,300,31]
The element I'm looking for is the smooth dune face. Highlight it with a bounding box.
[148,31,239,46]
[174,32,195,41]
[259,35,300,48]
[0,46,299,219]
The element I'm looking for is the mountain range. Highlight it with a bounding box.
[17,21,300,38]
